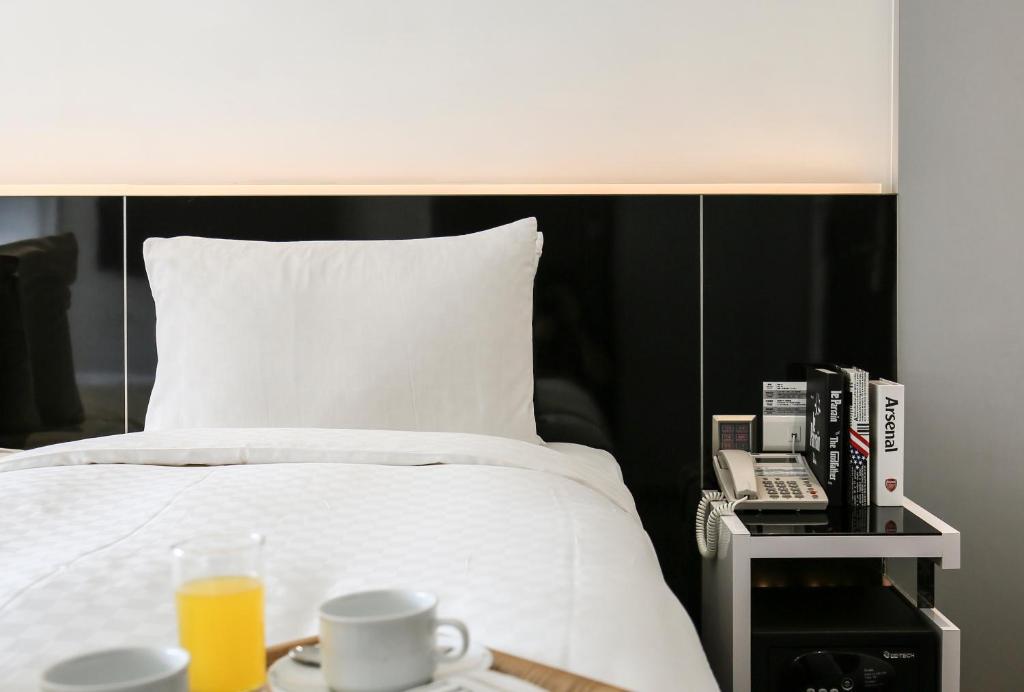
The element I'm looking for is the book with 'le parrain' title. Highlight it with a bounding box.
[805,367,845,503]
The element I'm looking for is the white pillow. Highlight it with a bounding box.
[143,219,543,443]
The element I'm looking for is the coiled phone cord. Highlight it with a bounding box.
[695,491,745,559]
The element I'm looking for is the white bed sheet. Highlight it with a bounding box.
[0,429,717,691]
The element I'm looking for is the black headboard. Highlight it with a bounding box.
[0,193,896,623]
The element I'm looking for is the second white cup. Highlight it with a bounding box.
[319,589,469,692]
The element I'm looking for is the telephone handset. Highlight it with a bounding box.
[714,449,759,500]
[697,450,828,558]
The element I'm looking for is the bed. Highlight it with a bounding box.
[0,428,717,689]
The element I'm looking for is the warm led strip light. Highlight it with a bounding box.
[0,183,884,196]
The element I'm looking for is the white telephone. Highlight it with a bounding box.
[697,450,828,558]
[714,450,827,510]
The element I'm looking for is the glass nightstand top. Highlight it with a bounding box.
[737,504,941,536]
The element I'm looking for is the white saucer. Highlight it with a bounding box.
[268,642,494,692]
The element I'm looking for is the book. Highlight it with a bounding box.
[839,366,871,506]
[805,367,845,503]
[869,378,904,506]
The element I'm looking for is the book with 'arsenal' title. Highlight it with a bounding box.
[870,378,904,506]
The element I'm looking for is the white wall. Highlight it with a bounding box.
[0,1,895,186]
[899,2,1024,689]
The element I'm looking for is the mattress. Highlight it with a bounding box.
[0,428,718,690]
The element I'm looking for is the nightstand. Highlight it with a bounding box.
[700,498,960,692]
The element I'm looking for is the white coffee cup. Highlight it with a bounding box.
[39,647,189,692]
[319,589,469,692]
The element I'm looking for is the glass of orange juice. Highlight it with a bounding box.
[172,532,266,692]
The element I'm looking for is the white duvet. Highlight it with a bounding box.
[0,429,717,691]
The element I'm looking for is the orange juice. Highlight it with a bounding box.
[176,575,265,692]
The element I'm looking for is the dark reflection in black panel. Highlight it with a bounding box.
[611,197,704,621]
[126,195,703,614]
[702,195,897,484]
[0,197,124,448]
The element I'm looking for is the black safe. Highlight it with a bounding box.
[752,587,938,692]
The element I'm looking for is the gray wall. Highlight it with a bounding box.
[899,2,1024,688]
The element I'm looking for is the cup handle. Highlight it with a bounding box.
[434,618,470,662]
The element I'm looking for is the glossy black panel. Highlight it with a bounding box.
[0,197,123,448]
[702,195,897,484]
[739,504,939,536]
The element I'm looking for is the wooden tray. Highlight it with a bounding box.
[266,636,625,692]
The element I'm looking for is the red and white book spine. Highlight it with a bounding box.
[870,378,905,506]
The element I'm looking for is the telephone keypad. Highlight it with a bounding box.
[759,476,808,499]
